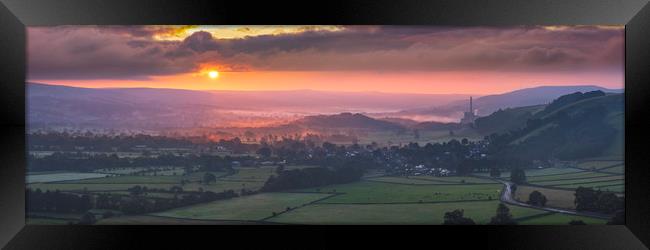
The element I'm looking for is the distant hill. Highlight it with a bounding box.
[292,113,404,131]
[473,105,546,135]
[484,91,624,160]
[390,85,623,122]
[460,85,622,116]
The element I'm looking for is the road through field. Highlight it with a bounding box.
[496,179,611,220]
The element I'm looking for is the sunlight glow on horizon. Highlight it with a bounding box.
[30,70,623,96]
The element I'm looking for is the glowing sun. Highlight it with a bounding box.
[208,71,219,79]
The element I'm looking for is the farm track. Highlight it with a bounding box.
[494,179,612,220]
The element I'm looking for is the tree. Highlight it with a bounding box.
[275,165,285,174]
[128,185,143,196]
[569,220,586,225]
[510,168,527,184]
[256,147,272,158]
[102,211,114,219]
[79,212,96,225]
[597,192,623,213]
[527,190,547,207]
[488,203,517,225]
[443,209,476,225]
[607,209,624,225]
[203,172,217,185]
[489,167,501,178]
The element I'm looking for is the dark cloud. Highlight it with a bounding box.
[27,25,624,80]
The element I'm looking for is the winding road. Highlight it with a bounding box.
[496,179,611,220]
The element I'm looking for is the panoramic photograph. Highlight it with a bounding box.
[25,25,624,225]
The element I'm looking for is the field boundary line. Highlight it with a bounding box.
[529,175,623,184]
[144,214,287,224]
[316,199,497,205]
[364,179,499,186]
[550,178,624,187]
[260,193,343,221]
[514,212,557,222]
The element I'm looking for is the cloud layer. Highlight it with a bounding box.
[27,25,623,80]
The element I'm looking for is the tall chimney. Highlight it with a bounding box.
[470,96,473,114]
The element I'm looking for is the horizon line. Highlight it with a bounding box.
[26,81,623,97]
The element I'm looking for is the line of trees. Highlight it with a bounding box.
[27,153,239,172]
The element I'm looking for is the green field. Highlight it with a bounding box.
[474,167,582,179]
[526,171,609,182]
[514,185,577,209]
[577,161,623,170]
[600,165,624,174]
[554,179,625,191]
[26,172,112,184]
[517,213,607,225]
[96,215,266,225]
[529,175,623,186]
[298,181,503,204]
[152,192,332,221]
[26,217,75,225]
[28,182,178,192]
[268,201,547,225]
[67,175,182,184]
[367,176,497,185]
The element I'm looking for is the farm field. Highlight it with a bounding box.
[26,172,112,184]
[529,175,623,186]
[297,181,503,204]
[96,215,268,225]
[514,185,577,209]
[366,176,497,185]
[601,165,624,174]
[26,165,619,225]
[553,179,624,191]
[517,212,607,225]
[152,192,332,221]
[577,161,623,170]
[526,171,610,182]
[28,182,177,192]
[474,167,583,179]
[269,201,548,225]
[25,165,292,195]
[26,217,75,225]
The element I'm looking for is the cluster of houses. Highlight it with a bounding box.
[400,164,454,176]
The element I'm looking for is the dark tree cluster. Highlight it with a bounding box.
[488,203,518,225]
[26,188,91,213]
[261,161,366,192]
[527,190,547,207]
[443,209,476,225]
[574,187,623,214]
[510,168,527,184]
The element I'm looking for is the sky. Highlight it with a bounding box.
[27,25,624,95]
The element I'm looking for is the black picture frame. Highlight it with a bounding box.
[1,0,649,249]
